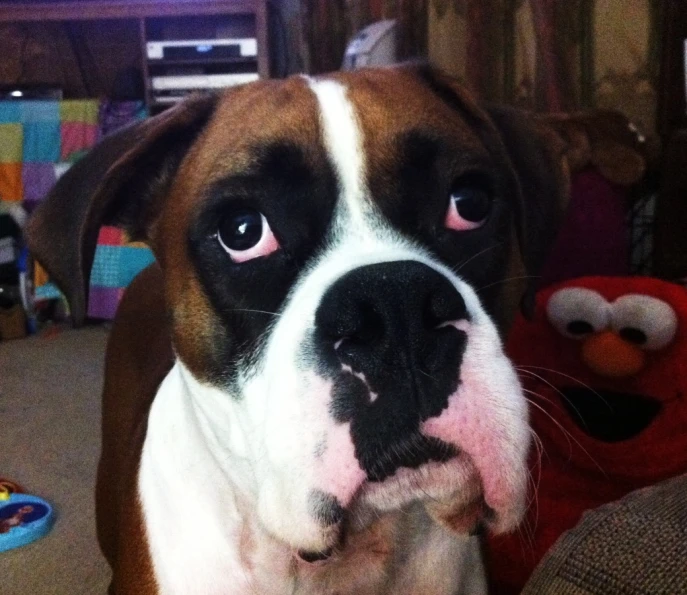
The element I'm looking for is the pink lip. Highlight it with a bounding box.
[358,456,484,513]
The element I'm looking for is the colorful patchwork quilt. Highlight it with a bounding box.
[0,99,152,320]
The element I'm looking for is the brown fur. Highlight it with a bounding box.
[26,66,582,593]
[156,78,327,381]
[95,264,171,594]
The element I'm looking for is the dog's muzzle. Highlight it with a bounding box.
[315,260,468,482]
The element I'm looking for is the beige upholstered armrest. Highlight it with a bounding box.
[522,474,687,594]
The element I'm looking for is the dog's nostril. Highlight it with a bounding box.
[330,302,384,345]
[297,548,333,563]
[351,303,384,343]
[426,284,467,328]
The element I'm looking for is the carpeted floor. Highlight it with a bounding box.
[0,326,111,594]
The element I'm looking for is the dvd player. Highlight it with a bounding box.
[151,73,259,91]
[147,38,257,61]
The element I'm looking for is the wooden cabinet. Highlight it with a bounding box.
[0,0,269,109]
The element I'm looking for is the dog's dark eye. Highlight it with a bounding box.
[445,176,492,231]
[219,209,263,250]
[217,208,279,263]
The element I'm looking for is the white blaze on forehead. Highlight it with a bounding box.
[306,77,371,228]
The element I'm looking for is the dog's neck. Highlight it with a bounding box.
[137,362,484,595]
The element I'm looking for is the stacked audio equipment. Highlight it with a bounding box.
[144,6,263,110]
[0,0,270,112]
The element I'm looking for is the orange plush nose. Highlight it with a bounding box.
[581,331,646,378]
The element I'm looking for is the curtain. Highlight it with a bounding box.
[427,0,659,131]
[283,0,660,132]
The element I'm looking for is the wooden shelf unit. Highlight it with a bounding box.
[0,0,270,109]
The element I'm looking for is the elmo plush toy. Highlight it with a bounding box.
[486,276,687,594]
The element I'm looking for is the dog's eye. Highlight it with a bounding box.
[445,176,492,231]
[217,208,279,263]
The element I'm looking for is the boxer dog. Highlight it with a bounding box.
[27,65,569,594]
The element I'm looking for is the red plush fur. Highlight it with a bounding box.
[486,276,687,594]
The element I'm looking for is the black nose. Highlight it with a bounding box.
[316,260,467,362]
[314,261,468,481]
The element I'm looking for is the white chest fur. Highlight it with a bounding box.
[138,363,487,595]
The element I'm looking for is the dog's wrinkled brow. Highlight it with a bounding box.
[193,143,324,226]
[247,141,316,181]
[207,141,316,188]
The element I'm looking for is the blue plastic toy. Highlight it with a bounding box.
[0,486,54,552]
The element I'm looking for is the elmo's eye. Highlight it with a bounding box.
[546,288,610,340]
[611,295,678,350]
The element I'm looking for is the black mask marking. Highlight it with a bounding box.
[365,129,513,326]
[188,141,338,385]
[315,260,467,482]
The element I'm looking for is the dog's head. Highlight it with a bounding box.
[27,66,570,555]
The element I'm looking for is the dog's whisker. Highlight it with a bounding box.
[417,368,439,383]
[231,308,283,317]
[525,471,539,530]
[517,369,593,428]
[523,429,543,537]
[523,391,577,457]
[523,393,606,476]
[518,381,566,417]
[514,520,535,558]
[530,432,546,507]
[520,459,540,531]
[450,242,502,275]
[475,274,540,293]
[517,365,614,411]
[522,516,538,555]
[528,429,545,484]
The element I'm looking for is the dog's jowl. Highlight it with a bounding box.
[27,65,569,595]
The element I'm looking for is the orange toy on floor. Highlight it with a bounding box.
[486,276,687,594]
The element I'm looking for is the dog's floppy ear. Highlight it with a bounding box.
[484,105,571,316]
[25,94,217,326]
